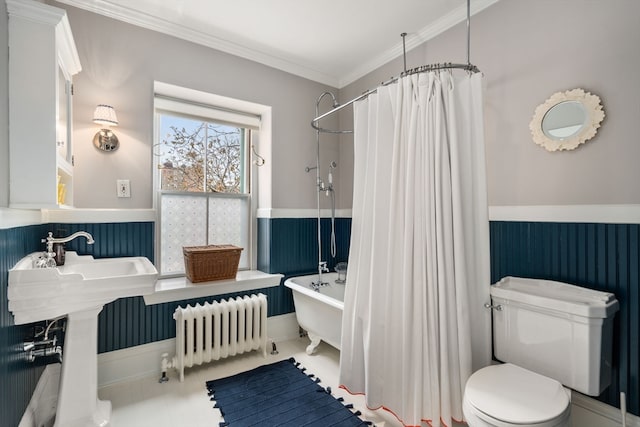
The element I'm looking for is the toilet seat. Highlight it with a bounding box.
[464,363,571,427]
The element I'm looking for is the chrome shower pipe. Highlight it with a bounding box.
[401,32,408,73]
[312,92,341,284]
[317,91,340,110]
[311,91,353,134]
[466,0,471,66]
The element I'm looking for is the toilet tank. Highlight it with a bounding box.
[490,276,619,396]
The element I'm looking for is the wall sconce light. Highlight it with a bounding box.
[92,104,119,151]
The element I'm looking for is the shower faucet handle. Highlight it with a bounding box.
[319,261,329,273]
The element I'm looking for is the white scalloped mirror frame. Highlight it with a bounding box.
[530,88,605,152]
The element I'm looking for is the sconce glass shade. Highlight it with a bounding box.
[93,104,118,127]
[93,104,119,151]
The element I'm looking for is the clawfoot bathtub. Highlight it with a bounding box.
[284,272,345,354]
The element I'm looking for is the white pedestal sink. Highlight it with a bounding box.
[9,252,158,427]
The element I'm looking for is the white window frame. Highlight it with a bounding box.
[152,82,271,277]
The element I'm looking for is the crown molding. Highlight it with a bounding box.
[55,0,499,89]
[55,0,340,87]
[339,0,499,87]
[7,0,65,25]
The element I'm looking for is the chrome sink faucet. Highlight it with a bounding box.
[35,231,95,268]
[45,231,95,252]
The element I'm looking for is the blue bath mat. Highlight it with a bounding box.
[206,358,372,426]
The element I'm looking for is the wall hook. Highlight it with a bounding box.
[251,144,265,166]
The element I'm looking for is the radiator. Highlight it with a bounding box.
[173,293,267,381]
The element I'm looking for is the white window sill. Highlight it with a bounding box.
[143,270,284,305]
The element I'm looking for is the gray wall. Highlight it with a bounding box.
[0,0,8,208]
[3,1,638,210]
[58,2,339,210]
[339,0,640,207]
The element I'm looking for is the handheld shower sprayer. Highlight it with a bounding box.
[328,161,337,186]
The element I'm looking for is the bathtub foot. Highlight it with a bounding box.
[306,333,321,355]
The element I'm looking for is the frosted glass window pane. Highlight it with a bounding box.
[161,194,207,274]
[208,197,249,269]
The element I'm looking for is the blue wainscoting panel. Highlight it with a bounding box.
[96,285,295,353]
[490,221,639,416]
[0,224,49,427]
[5,218,634,420]
[0,217,352,421]
[51,222,155,260]
[259,217,351,275]
[43,218,351,354]
[47,222,156,353]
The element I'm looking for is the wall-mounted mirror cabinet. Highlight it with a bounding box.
[57,65,73,165]
[7,0,82,208]
[530,88,604,152]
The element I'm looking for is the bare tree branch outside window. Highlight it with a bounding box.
[158,116,242,193]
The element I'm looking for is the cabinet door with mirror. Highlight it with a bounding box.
[7,0,81,208]
[57,65,73,167]
[56,63,75,207]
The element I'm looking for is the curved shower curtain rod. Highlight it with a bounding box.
[311,0,480,134]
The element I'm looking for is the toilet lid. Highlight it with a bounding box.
[465,363,570,424]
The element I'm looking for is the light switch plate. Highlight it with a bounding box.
[117,179,131,198]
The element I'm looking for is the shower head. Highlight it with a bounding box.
[316,92,340,110]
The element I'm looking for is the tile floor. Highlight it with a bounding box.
[98,336,612,427]
[98,337,406,427]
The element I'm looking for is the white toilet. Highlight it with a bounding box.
[463,276,619,427]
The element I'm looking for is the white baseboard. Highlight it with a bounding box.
[265,312,301,342]
[572,391,639,427]
[97,312,299,387]
[97,338,176,387]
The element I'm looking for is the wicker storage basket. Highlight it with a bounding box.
[183,245,243,283]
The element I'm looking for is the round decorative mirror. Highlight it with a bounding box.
[530,88,604,151]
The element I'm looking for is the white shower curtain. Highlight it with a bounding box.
[340,71,491,427]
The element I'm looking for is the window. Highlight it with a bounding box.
[158,116,247,194]
[153,85,263,277]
